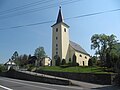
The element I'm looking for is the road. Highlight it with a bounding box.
[0,77,83,90]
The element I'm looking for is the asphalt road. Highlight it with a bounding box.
[0,77,83,90]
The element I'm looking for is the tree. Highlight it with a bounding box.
[61,59,66,65]
[11,51,19,65]
[11,51,19,60]
[34,47,46,60]
[91,34,118,67]
[106,34,118,68]
[88,59,93,66]
[20,54,29,66]
[0,64,6,72]
[34,47,46,66]
[56,56,61,66]
[91,34,100,56]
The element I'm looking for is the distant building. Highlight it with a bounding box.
[4,60,18,70]
[40,57,51,66]
[28,56,37,66]
[52,7,90,66]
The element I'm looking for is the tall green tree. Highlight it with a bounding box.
[91,34,100,56]
[11,51,19,60]
[61,59,66,65]
[34,46,46,61]
[91,34,118,67]
[18,54,29,66]
[11,51,19,65]
[56,56,61,66]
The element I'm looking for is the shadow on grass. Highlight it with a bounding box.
[92,85,120,90]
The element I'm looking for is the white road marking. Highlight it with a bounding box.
[0,85,13,90]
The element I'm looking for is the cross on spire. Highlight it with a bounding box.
[56,5,64,24]
[59,0,61,8]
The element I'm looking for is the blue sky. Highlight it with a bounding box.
[0,0,120,63]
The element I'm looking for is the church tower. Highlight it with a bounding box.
[51,7,69,66]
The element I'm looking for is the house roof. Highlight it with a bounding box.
[70,41,90,56]
[5,60,16,65]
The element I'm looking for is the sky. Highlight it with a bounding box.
[0,0,120,63]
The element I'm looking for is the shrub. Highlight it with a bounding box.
[56,56,61,66]
[0,64,6,72]
[61,59,66,65]
[27,64,35,71]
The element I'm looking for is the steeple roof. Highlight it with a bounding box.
[51,6,69,27]
[56,6,64,24]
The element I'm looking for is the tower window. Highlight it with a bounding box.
[56,52,58,55]
[64,28,66,32]
[56,48,58,50]
[56,28,58,32]
[56,44,58,47]
[56,37,58,40]
[85,56,87,59]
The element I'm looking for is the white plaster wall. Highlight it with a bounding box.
[61,24,69,61]
[69,45,90,66]
[52,23,69,66]
[44,58,51,66]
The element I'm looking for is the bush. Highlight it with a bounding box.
[27,64,35,71]
[56,56,61,66]
[60,65,69,68]
[61,59,66,65]
[114,74,120,85]
[0,64,6,72]
[88,59,93,66]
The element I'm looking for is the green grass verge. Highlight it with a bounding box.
[37,66,113,74]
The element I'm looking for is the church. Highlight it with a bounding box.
[51,7,90,66]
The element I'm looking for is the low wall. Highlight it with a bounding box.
[36,70,116,85]
[0,70,71,85]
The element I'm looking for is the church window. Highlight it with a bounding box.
[56,28,58,32]
[56,44,58,47]
[56,48,58,50]
[56,37,58,40]
[64,28,66,32]
[56,52,58,55]
[80,54,82,57]
[85,56,87,59]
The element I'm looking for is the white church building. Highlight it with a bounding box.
[52,7,90,66]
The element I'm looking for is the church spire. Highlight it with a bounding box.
[56,6,64,24]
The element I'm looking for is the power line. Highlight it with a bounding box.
[0,0,54,16]
[0,20,55,30]
[0,0,82,20]
[0,8,120,31]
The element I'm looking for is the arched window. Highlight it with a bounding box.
[80,54,82,57]
[64,28,66,32]
[85,56,87,59]
[56,28,58,32]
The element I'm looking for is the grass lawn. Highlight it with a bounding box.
[37,66,113,74]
